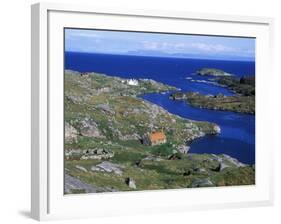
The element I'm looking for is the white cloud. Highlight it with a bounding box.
[142,41,159,50]
[65,29,255,59]
[142,41,188,51]
[141,41,239,55]
[190,43,237,53]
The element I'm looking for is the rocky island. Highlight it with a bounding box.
[171,68,255,114]
[170,92,255,114]
[197,68,233,77]
[64,70,255,194]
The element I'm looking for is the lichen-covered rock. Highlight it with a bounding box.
[177,145,190,154]
[95,104,115,114]
[125,177,136,189]
[219,162,230,171]
[65,122,78,143]
[78,118,105,138]
[93,161,124,176]
[191,178,214,187]
[75,165,88,173]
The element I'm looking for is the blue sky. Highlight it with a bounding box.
[65,28,255,61]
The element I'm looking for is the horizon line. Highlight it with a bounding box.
[65,50,255,62]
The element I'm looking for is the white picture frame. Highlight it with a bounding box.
[31,2,274,221]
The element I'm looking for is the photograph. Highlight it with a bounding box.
[64,28,255,194]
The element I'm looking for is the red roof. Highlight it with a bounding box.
[149,132,166,142]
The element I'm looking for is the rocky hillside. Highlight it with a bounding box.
[64,70,254,194]
[65,70,219,147]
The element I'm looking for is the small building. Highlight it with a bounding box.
[126,79,139,86]
[143,131,167,146]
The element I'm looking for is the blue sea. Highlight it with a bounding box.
[65,52,255,165]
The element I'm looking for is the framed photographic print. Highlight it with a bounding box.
[31,2,274,221]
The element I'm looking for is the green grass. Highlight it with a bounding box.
[65,152,255,192]
[147,143,176,157]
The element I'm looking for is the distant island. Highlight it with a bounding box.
[197,68,233,77]
[171,68,255,114]
[64,70,255,194]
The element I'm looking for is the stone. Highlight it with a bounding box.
[177,145,190,154]
[96,104,115,114]
[96,87,110,94]
[64,174,98,194]
[65,122,78,143]
[95,161,124,175]
[125,177,136,189]
[214,125,221,134]
[66,95,83,103]
[191,178,214,188]
[91,166,102,172]
[118,133,141,141]
[75,165,88,173]
[64,174,117,194]
[219,162,230,171]
[198,168,207,173]
[222,154,245,167]
[79,118,105,138]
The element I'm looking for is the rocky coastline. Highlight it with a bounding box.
[171,68,255,114]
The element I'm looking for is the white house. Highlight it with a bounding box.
[127,79,139,86]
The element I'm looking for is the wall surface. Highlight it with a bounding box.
[0,0,280,223]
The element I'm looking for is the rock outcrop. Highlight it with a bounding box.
[191,178,214,187]
[92,161,124,176]
[125,177,137,189]
[65,122,78,143]
[65,148,114,160]
[78,118,105,138]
